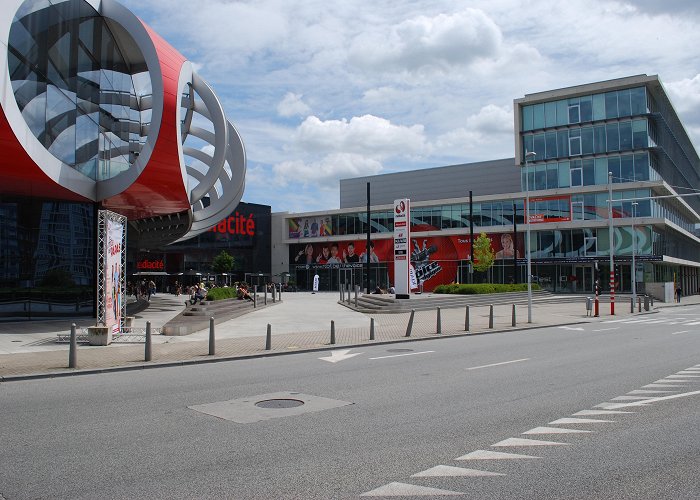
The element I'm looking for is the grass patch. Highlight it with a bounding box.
[205,287,237,301]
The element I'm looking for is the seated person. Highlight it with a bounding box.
[190,285,207,305]
[237,286,254,302]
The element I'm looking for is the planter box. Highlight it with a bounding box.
[87,326,112,346]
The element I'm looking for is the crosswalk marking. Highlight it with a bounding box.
[572,409,633,416]
[456,450,540,460]
[523,426,592,435]
[628,389,676,395]
[411,465,505,478]
[610,395,655,401]
[643,384,685,388]
[666,374,700,378]
[360,482,464,497]
[549,417,614,424]
[492,437,569,447]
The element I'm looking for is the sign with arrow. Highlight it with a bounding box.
[319,349,362,363]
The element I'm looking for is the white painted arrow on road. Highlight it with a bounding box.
[318,349,362,363]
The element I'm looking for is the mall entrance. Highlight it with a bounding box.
[293,265,388,292]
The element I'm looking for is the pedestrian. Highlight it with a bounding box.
[676,284,682,303]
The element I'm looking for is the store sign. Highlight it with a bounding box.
[137,259,165,270]
[394,198,411,296]
[209,212,256,236]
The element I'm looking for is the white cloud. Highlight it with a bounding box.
[666,74,700,114]
[349,9,502,73]
[272,153,383,188]
[277,92,311,117]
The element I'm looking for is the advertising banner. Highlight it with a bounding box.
[105,218,123,335]
[393,198,410,297]
[288,216,333,238]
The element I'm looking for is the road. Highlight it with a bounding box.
[1,306,699,499]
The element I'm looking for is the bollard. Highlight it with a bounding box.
[644,295,649,311]
[465,305,470,332]
[347,284,352,304]
[630,297,634,313]
[436,307,441,334]
[272,285,276,303]
[208,317,215,355]
[145,321,152,362]
[253,285,257,308]
[638,296,642,313]
[370,318,375,341]
[512,304,516,327]
[405,309,415,337]
[330,320,336,345]
[68,323,77,368]
[264,285,267,305]
[354,285,359,307]
[266,324,272,350]
[340,284,344,302]
[489,304,494,329]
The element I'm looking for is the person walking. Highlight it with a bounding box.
[676,284,682,303]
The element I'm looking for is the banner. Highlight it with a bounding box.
[105,218,124,335]
[288,216,333,238]
[393,198,410,297]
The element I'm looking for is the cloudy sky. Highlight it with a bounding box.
[121,0,700,213]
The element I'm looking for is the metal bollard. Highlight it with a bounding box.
[406,309,415,337]
[340,284,344,302]
[264,285,267,305]
[347,284,352,304]
[330,320,336,345]
[436,307,441,334]
[489,304,494,329]
[638,296,642,313]
[644,295,649,311]
[370,318,375,340]
[253,285,257,308]
[630,297,634,313]
[272,285,276,303]
[145,321,152,361]
[266,324,272,350]
[354,285,359,307]
[208,317,215,355]
[68,323,77,368]
[512,304,516,327]
[465,305,470,332]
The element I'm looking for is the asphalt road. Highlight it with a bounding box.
[1,306,699,499]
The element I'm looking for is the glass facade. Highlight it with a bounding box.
[8,0,151,180]
[0,196,95,319]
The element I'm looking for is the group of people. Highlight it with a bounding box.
[294,242,380,265]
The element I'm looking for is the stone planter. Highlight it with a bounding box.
[87,326,112,346]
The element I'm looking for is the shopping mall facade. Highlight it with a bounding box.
[272,75,700,297]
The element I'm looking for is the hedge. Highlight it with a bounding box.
[205,287,238,301]
[433,283,541,294]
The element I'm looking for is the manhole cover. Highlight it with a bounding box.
[387,348,413,353]
[255,399,305,409]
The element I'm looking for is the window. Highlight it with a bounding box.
[593,125,606,153]
[580,96,592,122]
[545,131,557,159]
[632,119,648,148]
[582,159,595,186]
[522,105,533,131]
[556,100,568,126]
[568,104,580,123]
[630,87,646,115]
[557,130,569,157]
[608,156,621,183]
[547,164,558,189]
[595,157,608,184]
[581,127,594,155]
[617,89,631,117]
[533,103,545,129]
[558,161,570,187]
[533,133,545,158]
[545,101,557,127]
[592,93,606,120]
[605,92,618,119]
[584,236,598,256]
[619,121,632,150]
[634,153,649,181]
[523,135,534,156]
[535,165,547,190]
[606,123,619,151]
[569,129,581,155]
[570,166,583,187]
[572,201,584,220]
[620,155,634,182]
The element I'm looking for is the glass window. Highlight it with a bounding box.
[608,156,621,183]
[634,153,649,181]
[583,159,595,186]
[595,157,608,185]
[630,87,646,115]
[592,93,606,120]
[569,129,581,155]
[535,164,547,190]
[568,104,580,124]
[606,123,620,151]
[617,89,631,117]
[570,166,583,187]
[547,164,558,189]
[545,131,557,159]
[557,130,569,157]
[533,133,545,158]
[533,103,545,129]
[572,200,584,220]
[620,155,634,182]
[545,101,557,127]
[558,161,570,187]
[522,105,533,131]
[581,127,594,155]
[632,119,648,149]
[593,125,606,153]
[619,121,632,150]
[523,135,534,156]
[605,91,618,119]
[580,95,592,122]
[556,100,568,126]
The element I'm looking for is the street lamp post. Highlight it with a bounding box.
[631,201,638,308]
[608,171,615,315]
[524,150,536,323]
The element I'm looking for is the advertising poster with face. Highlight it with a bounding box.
[105,219,123,335]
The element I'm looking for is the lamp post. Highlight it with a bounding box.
[631,201,638,307]
[524,150,536,323]
[608,171,615,315]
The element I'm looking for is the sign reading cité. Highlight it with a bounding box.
[209,212,256,236]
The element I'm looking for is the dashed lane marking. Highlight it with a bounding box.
[466,358,529,370]
[523,426,592,435]
[360,482,464,497]
[369,351,434,360]
[411,465,505,478]
[628,389,676,395]
[592,327,619,332]
[492,437,569,447]
[610,395,656,401]
[549,417,614,424]
[643,384,686,388]
[455,450,540,461]
[572,409,633,416]
[671,331,691,335]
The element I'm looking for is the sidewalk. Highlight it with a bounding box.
[1,292,698,380]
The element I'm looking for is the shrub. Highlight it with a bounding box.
[206,287,237,301]
[433,283,540,294]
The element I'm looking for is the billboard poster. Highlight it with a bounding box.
[393,198,410,297]
[288,216,333,238]
[105,219,123,335]
[527,195,572,223]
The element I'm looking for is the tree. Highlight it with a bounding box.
[211,250,235,274]
[472,232,495,272]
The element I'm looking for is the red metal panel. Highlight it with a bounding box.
[102,20,190,220]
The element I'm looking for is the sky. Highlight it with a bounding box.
[120,0,700,214]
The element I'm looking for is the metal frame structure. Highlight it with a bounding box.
[97,209,127,329]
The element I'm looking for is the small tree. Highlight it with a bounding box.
[472,232,495,273]
[211,250,235,274]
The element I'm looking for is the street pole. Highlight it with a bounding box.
[524,151,535,323]
[366,182,371,294]
[608,171,615,315]
[469,190,474,284]
[631,201,638,308]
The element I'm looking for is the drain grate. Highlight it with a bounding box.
[255,399,304,409]
[387,348,413,353]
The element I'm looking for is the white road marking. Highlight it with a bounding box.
[411,465,504,478]
[572,409,633,416]
[597,389,700,409]
[671,331,690,335]
[665,374,700,378]
[654,379,691,384]
[318,349,363,363]
[456,450,540,460]
[610,396,656,401]
[558,326,584,331]
[466,358,530,370]
[592,327,619,332]
[492,437,569,447]
[643,384,686,389]
[677,371,700,374]
[628,389,676,395]
[369,351,434,360]
[523,426,592,435]
[360,482,464,496]
[549,417,614,424]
